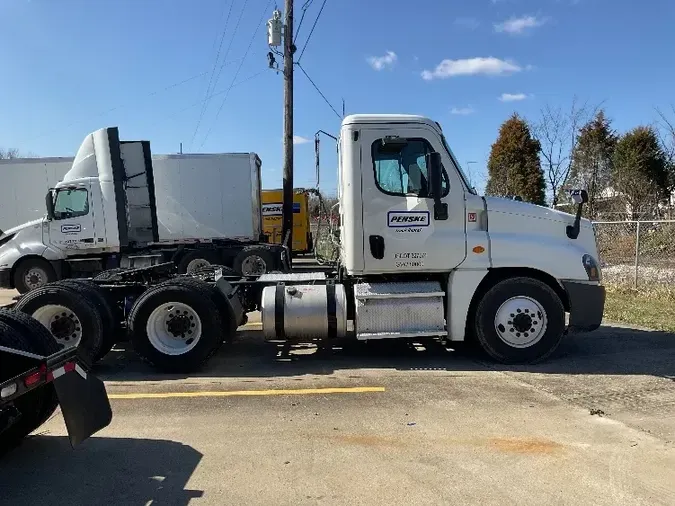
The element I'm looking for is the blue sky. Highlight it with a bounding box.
[1,0,674,195]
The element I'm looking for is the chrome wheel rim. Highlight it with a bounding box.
[494,296,548,348]
[32,304,83,348]
[146,302,202,356]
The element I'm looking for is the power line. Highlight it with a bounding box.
[190,0,251,150]
[297,63,341,119]
[18,68,221,146]
[294,0,315,40]
[297,0,327,62]
[190,1,236,148]
[162,70,268,128]
[198,0,273,149]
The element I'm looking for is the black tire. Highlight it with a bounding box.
[13,284,105,366]
[172,276,239,342]
[0,316,59,454]
[176,250,219,274]
[128,281,224,373]
[13,258,56,294]
[0,311,62,431]
[55,280,118,360]
[473,277,565,364]
[233,246,275,276]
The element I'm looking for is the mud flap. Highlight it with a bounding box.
[53,367,112,447]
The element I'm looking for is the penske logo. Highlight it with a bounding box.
[262,203,301,216]
[387,211,430,228]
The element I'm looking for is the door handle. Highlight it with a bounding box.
[369,235,385,259]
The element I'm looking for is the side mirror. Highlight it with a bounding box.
[425,152,448,220]
[570,189,589,205]
[45,190,55,220]
[566,188,589,240]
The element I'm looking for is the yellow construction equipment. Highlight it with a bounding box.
[261,189,312,254]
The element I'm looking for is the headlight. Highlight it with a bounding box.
[0,233,15,248]
[582,254,601,282]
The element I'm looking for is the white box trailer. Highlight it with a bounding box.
[0,128,286,293]
[152,154,262,243]
[0,158,72,233]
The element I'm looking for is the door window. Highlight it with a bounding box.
[53,188,89,220]
[372,138,449,197]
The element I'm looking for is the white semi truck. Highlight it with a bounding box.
[10,114,605,368]
[0,131,287,293]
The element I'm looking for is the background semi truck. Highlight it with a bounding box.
[261,189,312,254]
[10,115,606,372]
[0,134,288,293]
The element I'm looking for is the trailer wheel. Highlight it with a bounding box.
[128,281,224,372]
[56,280,119,360]
[0,317,59,453]
[13,258,56,294]
[14,284,104,366]
[473,277,565,364]
[233,246,274,276]
[177,251,219,274]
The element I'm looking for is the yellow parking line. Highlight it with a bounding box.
[109,386,385,400]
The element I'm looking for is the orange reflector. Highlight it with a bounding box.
[24,371,42,387]
[472,246,485,254]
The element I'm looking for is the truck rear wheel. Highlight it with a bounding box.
[233,246,274,276]
[473,277,565,364]
[56,280,119,360]
[0,314,59,454]
[128,281,225,373]
[14,284,104,365]
[13,258,56,294]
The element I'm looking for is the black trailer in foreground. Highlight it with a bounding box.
[0,309,112,454]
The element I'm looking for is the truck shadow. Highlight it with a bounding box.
[95,325,675,381]
[0,435,203,506]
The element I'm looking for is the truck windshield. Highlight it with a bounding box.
[53,188,89,220]
[440,133,477,195]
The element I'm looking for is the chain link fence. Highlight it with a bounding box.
[594,220,675,287]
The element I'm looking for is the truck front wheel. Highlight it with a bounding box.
[473,277,565,364]
[13,258,56,294]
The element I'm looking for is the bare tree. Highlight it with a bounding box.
[655,105,675,194]
[0,148,20,159]
[533,97,598,207]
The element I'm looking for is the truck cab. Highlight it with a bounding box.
[260,114,605,364]
[0,128,158,293]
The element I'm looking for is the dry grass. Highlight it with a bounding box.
[604,284,675,332]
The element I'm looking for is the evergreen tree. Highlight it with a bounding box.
[565,110,616,218]
[613,126,669,219]
[486,114,546,205]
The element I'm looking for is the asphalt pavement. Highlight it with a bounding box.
[1,311,675,506]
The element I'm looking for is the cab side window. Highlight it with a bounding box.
[53,188,89,220]
[372,138,449,197]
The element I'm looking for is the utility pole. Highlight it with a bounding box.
[268,3,294,265]
[282,0,295,265]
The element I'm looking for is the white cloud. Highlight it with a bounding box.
[495,16,547,34]
[367,51,398,71]
[499,93,528,102]
[454,17,480,30]
[451,106,475,115]
[293,135,311,145]
[421,57,522,80]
